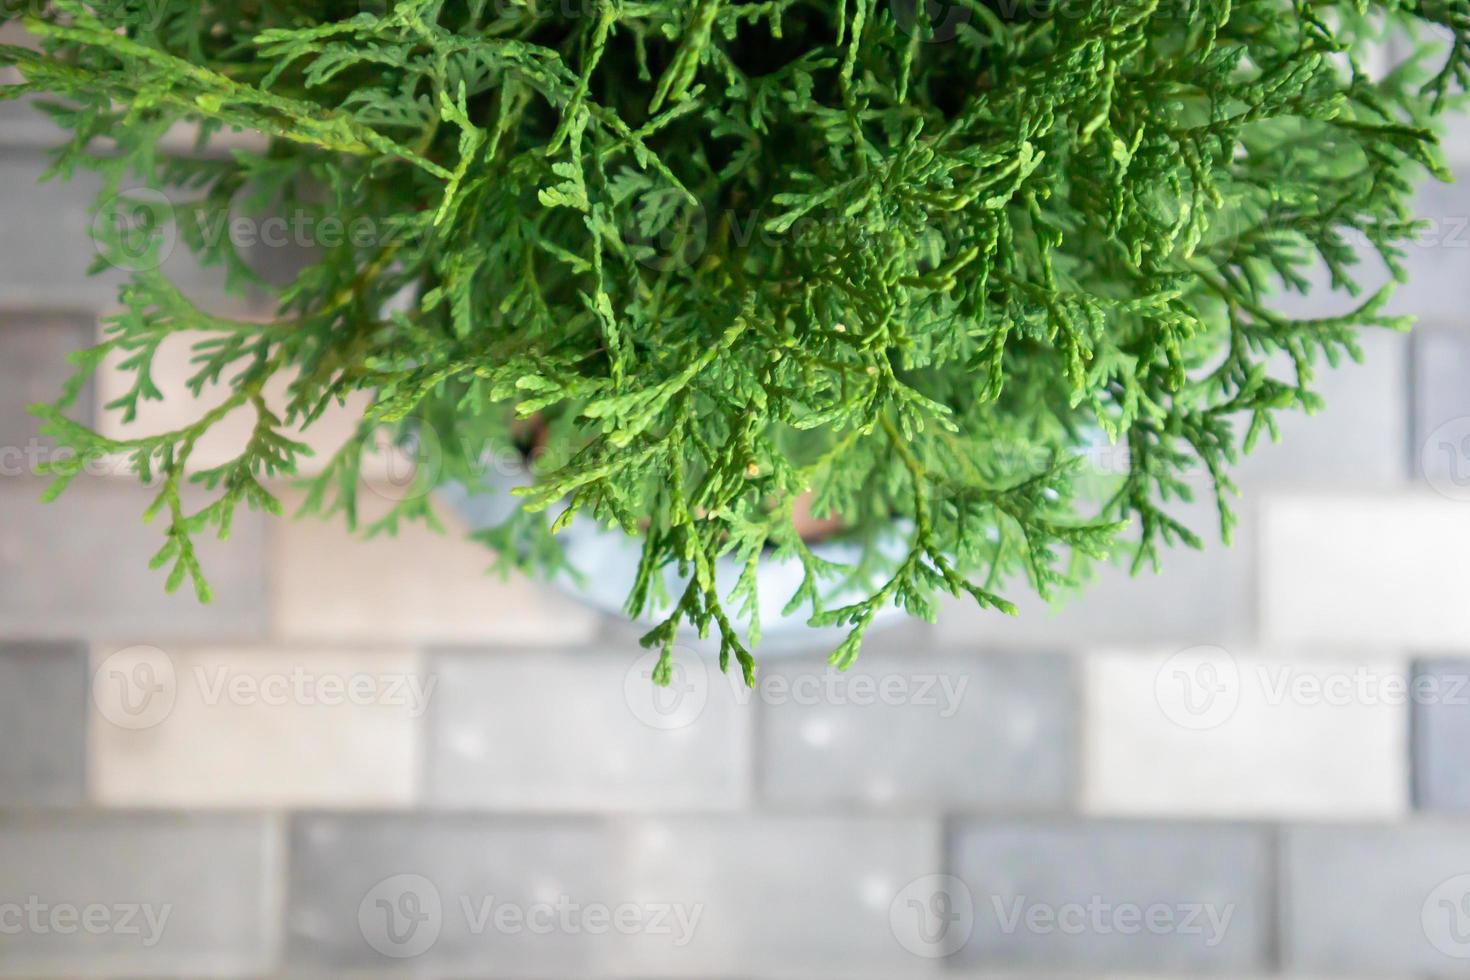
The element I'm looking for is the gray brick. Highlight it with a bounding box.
[0,477,267,640]
[936,495,1256,648]
[288,814,622,977]
[0,148,270,311]
[288,814,941,978]
[426,646,750,811]
[950,821,1271,973]
[0,641,85,806]
[1386,165,1470,324]
[1413,659,1470,812]
[0,312,96,455]
[1414,327,1470,488]
[1234,329,1408,489]
[759,640,1075,810]
[1250,165,1470,328]
[619,815,942,977]
[0,812,279,978]
[1283,823,1470,975]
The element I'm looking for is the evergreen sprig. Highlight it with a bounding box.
[5,0,1466,684]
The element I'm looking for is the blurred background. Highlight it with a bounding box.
[5,18,1470,980]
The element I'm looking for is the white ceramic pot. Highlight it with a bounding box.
[438,472,909,654]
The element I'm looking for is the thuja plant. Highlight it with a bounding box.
[4,1,1466,684]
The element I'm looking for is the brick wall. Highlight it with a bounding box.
[4,38,1470,980]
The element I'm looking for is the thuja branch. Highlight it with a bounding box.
[5,0,1465,683]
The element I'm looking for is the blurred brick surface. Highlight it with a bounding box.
[288,814,618,976]
[613,815,941,977]
[1235,329,1409,489]
[1412,659,1470,812]
[1262,494,1470,647]
[937,496,1257,648]
[271,489,600,646]
[0,149,263,312]
[1085,649,1408,818]
[288,813,939,978]
[426,646,750,812]
[0,812,278,978]
[951,821,1271,973]
[4,25,1470,980]
[759,644,1075,810]
[1384,166,1470,323]
[94,326,381,477]
[1413,326,1470,486]
[0,477,267,640]
[1283,822,1470,975]
[0,641,86,807]
[90,645,423,808]
[0,311,95,454]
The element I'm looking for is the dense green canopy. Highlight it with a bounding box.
[6,0,1467,682]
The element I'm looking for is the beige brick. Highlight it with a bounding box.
[95,327,379,477]
[271,490,601,646]
[89,645,423,808]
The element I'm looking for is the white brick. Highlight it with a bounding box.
[1084,648,1408,818]
[89,645,422,808]
[1263,494,1470,647]
[271,489,601,646]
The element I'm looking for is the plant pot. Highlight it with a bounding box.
[438,469,910,655]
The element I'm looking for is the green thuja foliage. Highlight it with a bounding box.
[4,1,1467,683]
